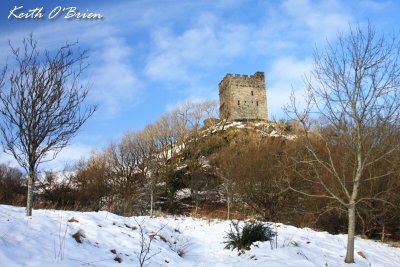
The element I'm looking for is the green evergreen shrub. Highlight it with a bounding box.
[224,221,276,251]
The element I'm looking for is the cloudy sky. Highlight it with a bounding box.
[0,0,399,170]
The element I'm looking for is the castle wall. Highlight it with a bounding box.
[219,72,268,121]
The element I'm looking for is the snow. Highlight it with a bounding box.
[0,205,399,267]
[206,120,298,140]
[175,188,191,200]
[160,144,185,161]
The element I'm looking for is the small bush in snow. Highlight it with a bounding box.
[72,230,85,244]
[224,221,276,251]
[114,255,122,263]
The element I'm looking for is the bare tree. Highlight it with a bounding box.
[213,140,237,220]
[144,100,218,215]
[72,153,110,210]
[134,218,164,267]
[287,24,400,263]
[0,35,96,216]
[181,100,218,215]
[135,127,159,216]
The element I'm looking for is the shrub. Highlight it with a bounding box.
[224,221,276,251]
[114,255,122,263]
[72,230,85,243]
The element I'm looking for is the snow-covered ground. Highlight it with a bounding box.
[0,205,399,267]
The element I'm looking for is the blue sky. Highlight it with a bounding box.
[0,0,399,170]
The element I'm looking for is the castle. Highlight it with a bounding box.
[219,71,268,121]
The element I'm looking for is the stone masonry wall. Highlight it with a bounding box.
[219,71,268,121]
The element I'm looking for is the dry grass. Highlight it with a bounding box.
[114,255,122,263]
[124,223,137,230]
[281,236,300,248]
[190,207,248,221]
[152,210,167,218]
[148,232,168,243]
[357,251,367,259]
[34,201,84,212]
[177,248,185,257]
[157,234,167,243]
[386,241,400,248]
[72,230,85,243]
[67,217,79,223]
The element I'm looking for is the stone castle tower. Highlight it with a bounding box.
[219,71,268,121]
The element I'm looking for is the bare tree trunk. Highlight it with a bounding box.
[227,195,230,220]
[194,190,199,217]
[150,188,154,217]
[345,202,356,263]
[26,168,35,216]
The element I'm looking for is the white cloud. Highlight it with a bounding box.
[248,0,356,119]
[164,96,216,113]
[88,37,141,118]
[145,14,251,83]
[0,142,94,172]
[43,143,94,171]
[267,56,313,119]
[0,152,19,169]
[281,0,353,42]
[359,0,390,12]
[0,14,141,120]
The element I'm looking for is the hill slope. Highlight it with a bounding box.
[0,205,398,267]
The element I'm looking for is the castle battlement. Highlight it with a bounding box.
[219,71,268,121]
[219,72,265,88]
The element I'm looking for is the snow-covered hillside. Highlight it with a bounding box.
[0,205,398,267]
